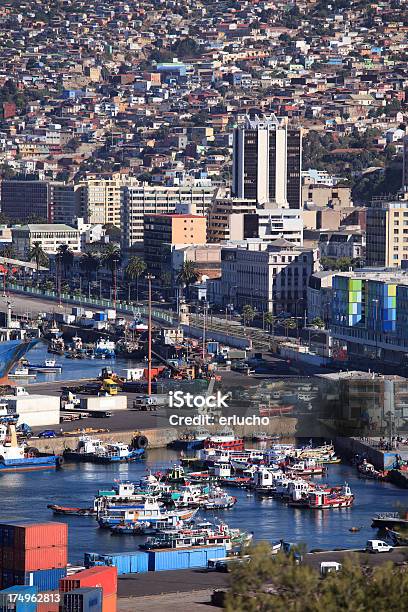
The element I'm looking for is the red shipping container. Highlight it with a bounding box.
[0,522,68,549]
[60,566,117,598]
[36,603,60,612]
[0,545,67,572]
[103,592,117,612]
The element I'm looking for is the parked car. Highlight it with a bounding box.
[38,430,57,438]
[366,540,393,553]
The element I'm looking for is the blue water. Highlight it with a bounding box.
[21,342,141,384]
[0,451,404,564]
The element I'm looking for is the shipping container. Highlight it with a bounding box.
[0,523,67,551]
[84,551,148,575]
[1,568,66,591]
[0,586,37,612]
[1,545,67,572]
[63,587,102,612]
[93,312,107,321]
[105,310,116,321]
[102,593,116,612]
[147,546,227,572]
[59,567,117,598]
[36,603,59,612]
[79,396,127,411]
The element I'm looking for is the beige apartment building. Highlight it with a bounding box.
[366,198,408,267]
[75,175,139,227]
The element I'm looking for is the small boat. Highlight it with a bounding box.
[0,421,61,473]
[47,504,96,517]
[204,430,244,451]
[63,436,145,464]
[167,429,210,451]
[94,339,116,359]
[357,460,387,480]
[371,512,408,529]
[305,484,354,509]
[28,359,62,373]
[9,367,36,378]
[349,526,361,533]
[99,498,198,528]
[251,432,281,442]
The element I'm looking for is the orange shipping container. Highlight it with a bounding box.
[103,592,117,612]
[36,603,60,612]
[0,545,67,572]
[60,566,117,597]
[0,522,68,549]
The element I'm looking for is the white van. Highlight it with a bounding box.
[366,540,393,553]
[320,561,342,576]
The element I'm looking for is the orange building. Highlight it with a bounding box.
[143,213,206,278]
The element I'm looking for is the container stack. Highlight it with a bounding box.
[0,585,37,612]
[0,522,67,591]
[60,567,117,612]
[62,587,103,612]
[84,551,148,575]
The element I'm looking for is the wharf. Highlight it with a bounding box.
[335,437,408,471]
[116,547,408,607]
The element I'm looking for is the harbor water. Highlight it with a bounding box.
[2,342,404,564]
[0,451,403,563]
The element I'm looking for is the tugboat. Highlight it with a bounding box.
[0,420,62,472]
[63,436,145,463]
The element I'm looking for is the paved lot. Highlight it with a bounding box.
[118,569,229,598]
[118,590,216,611]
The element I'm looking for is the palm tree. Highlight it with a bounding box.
[242,304,256,327]
[176,260,199,300]
[125,256,146,302]
[57,244,74,279]
[81,251,100,282]
[28,242,49,274]
[264,312,277,335]
[102,244,122,296]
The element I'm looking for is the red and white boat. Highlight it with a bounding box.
[306,484,354,509]
[286,459,326,476]
[204,432,244,451]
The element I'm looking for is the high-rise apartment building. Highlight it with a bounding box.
[366,199,408,267]
[75,175,139,227]
[121,184,215,248]
[232,113,302,208]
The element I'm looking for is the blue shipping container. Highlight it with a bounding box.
[148,546,226,572]
[84,551,148,575]
[63,587,102,612]
[0,586,37,612]
[1,568,66,591]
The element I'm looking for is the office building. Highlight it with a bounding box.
[12,224,81,258]
[207,239,318,314]
[229,206,303,246]
[232,113,302,208]
[0,180,76,224]
[366,198,408,267]
[143,213,206,277]
[122,184,215,248]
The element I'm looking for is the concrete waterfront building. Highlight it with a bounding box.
[122,184,215,248]
[207,239,318,314]
[143,213,207,277]
[12,224,81,258]
[366,198,408,267]
[232,113,302,208]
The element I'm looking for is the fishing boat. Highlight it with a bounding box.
[9,366,36,379]
[140,521,251,551]
[251,432,281,442]
[47,504,96,517]
[0,420,61,473]
[63,436,145,463]
[98,497,198,528]
[204,431,244,451]
[371,512,408,529]
[286,459,326,476]
[305,484,354,509]
[167,429,210,451]
[27,359,62,373]
[357,460,387,480]
[94,339,116,359]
